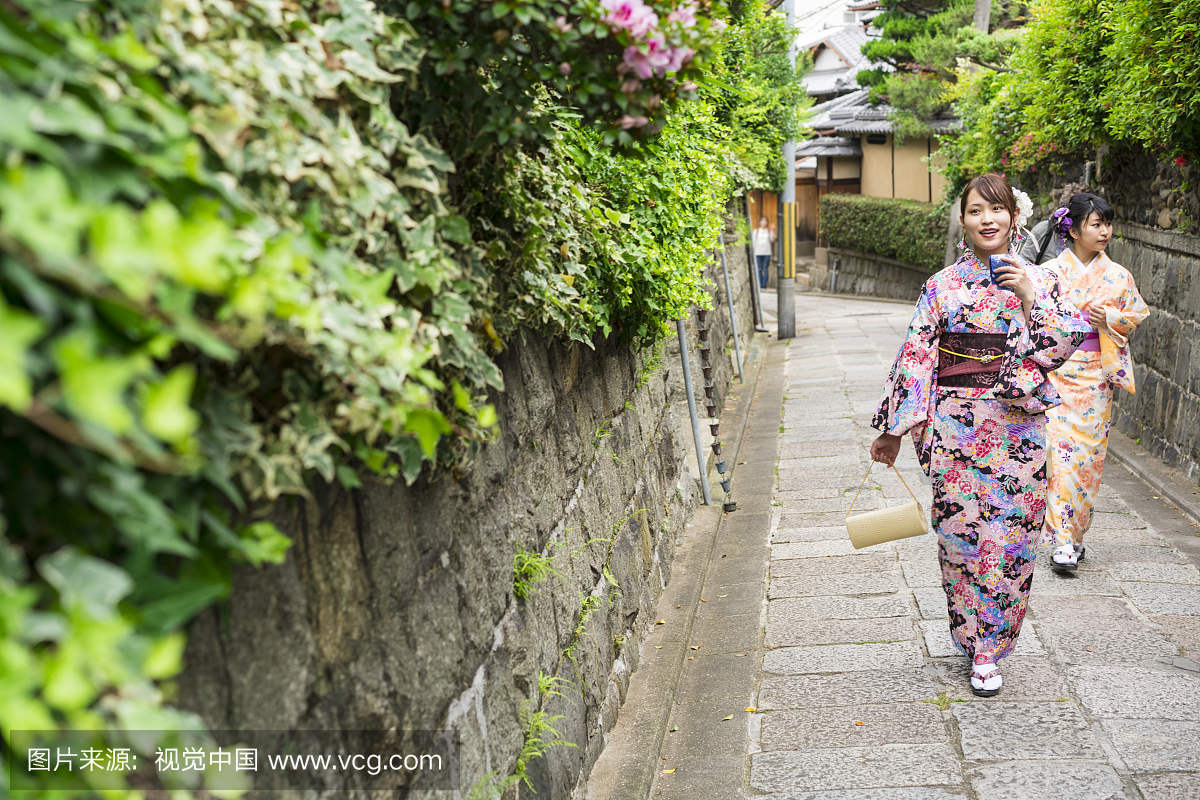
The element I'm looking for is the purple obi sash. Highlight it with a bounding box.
[1078,330,1101,352]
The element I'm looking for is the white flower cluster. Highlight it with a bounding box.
[1012,187,1034,228]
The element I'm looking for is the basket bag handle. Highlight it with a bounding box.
[846,459,921,520]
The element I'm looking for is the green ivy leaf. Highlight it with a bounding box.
[37,547,133,621]
[404,408,451,456]
[142,365,200,446]
[0,298,45,412]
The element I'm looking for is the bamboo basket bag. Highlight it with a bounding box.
[845,460,930,549]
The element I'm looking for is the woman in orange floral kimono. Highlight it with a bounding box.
[1040,194,1150,570]
[872,174,1089,697]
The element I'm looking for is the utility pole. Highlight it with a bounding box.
[972,0,989,32]
[777,0,797,340]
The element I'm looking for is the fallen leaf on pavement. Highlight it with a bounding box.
[734,653,746,657]
[656,619,665,625]
[701,598,707,602]
[655,645,663,649]
[855,721,865,726]
[720,715,733,721]
[662,768,675,774]
[690,645,700,650]
[718,594,729,598]
[745,707,756,712]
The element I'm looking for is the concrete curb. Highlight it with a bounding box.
[1108,428,1200,526]
[586,331,770,800]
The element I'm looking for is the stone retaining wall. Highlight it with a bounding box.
[1108,223,1200,484]
[175,219,755,799]
[810,246,933,303]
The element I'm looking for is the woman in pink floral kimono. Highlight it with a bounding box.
[1039,194,1149,571]
[871,174,1089,696]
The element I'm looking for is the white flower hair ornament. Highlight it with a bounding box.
[1012,187,1034,246]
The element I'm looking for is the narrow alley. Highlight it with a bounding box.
[588,292,1200,800]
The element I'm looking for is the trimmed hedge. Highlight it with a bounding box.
[819,194,948,272]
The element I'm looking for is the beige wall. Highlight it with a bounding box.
[894,138,933,202]
[816,156,861,180]
[857,134,948,203]
[861,136,892,198]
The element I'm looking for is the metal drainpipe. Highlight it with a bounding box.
[717,234,744,383]
[676,317,711,506]
[829,254,839,294]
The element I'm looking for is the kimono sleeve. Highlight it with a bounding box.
[873,282,940,438]
[1100,267,1150,392]
[1103,270,1149,348]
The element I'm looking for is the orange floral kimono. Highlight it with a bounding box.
[1043,250,1149,548]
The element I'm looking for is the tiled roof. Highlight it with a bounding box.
[804,87,959,135]
[796,136,863,157]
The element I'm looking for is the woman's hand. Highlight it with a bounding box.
[871,433,902,466]
[1082,303,1107,331]
[994,255,1035,304]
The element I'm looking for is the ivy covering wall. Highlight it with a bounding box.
[0,0,807,791]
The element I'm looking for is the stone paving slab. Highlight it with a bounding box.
[763,641,924,675]
[1068,665,1200,720]
[769,552,890,577]
[1120,582,1200,615]
[1100,719,1200,771]
[776,512,861,530]
[760,703,947,750]
[769,595,910,623]
[952,702,1105,760]
[750,745,963,793]
[1088,511,1148,529]
[772,525,861,543]
[1036,623,1182,666]
[1030,567,1123,596]
[758,670,943,710]
[766,616,916,649]
[966,761,1130,800]
[772,539,859,559]
[777,496,860,513]
[913,587,950,619]
[901,559,944,588]
[1135,773,1200,800]
[1083,544,1190,564]
[759,790,967,800]
[1150,614,1200,652]
[1107,562,1200,583]
[768,573,901,599]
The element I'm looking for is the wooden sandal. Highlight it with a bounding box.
[971,664,1002,697]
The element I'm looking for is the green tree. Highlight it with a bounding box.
[711,0,812,190]
[1102,0,1200,160]
[857,0,1028,142]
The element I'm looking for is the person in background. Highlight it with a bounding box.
[1043,193,1149,571]
[871,173,1088,698]
[751,216,775,290]
[1018,181,1092,265]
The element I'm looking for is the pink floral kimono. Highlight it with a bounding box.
[1043,250,1149,548]
[874,251,1089,662]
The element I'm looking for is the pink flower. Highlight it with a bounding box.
[554,15,573,32]
[664,45,693,72]
[623,34,672,78]
[710,18,727,30]
[666,1,697,27]
[601,0,659,38]
[559,62,572,75]
[617,114,650,129]
[620,78,643,93]
[1176,156,1188,167]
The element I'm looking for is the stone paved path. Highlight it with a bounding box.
[589,292,1200,800]
[744,294,1200,800]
